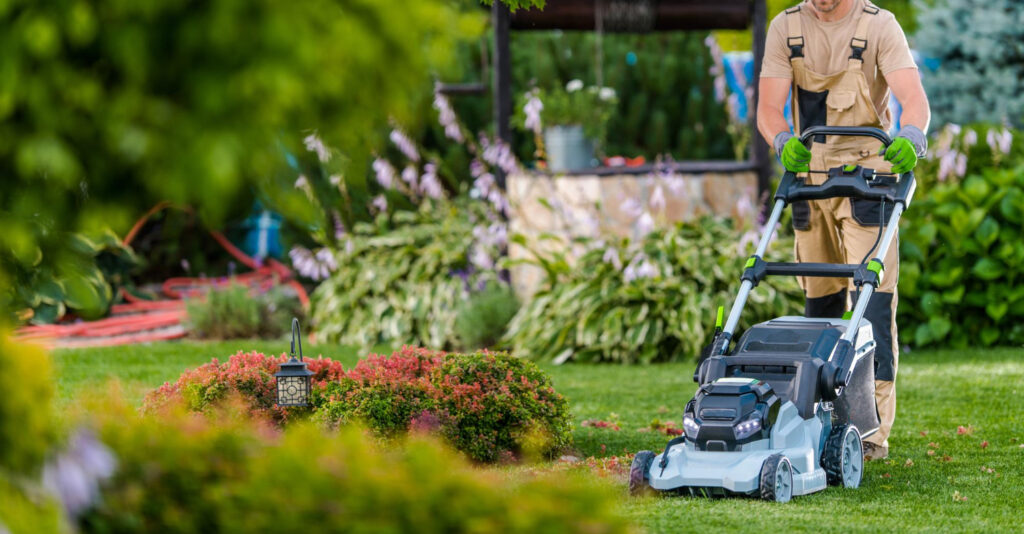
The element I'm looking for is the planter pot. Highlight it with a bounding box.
[544,125,595,172]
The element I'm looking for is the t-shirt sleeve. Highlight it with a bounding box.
[760,13,793,79]
[874,12,917,75]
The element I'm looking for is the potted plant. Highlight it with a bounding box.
[516,80,618,172]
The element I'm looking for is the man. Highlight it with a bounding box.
[756,0,930,460]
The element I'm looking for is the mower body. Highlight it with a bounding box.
[644,316,878,498]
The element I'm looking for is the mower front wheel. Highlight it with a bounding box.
[629,450,655,496]
[759,453,793,503]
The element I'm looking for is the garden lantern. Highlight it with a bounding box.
[276,318,314,407]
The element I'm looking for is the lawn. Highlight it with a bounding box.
[52,342,1024,533]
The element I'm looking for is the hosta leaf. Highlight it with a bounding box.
[972,258,1005,281]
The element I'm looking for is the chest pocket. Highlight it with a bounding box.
[825,90,860,126]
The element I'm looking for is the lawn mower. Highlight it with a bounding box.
[629,126,916,502]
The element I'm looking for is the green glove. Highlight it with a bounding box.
[884,125,927,175]
[775,132,812,173]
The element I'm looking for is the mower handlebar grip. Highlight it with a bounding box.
[799,126,893,149]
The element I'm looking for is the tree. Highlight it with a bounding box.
[915,0,1024,127]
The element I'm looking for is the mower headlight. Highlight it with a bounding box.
[683,414,700,439]
[732,416,762,440]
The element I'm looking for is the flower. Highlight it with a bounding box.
[42,428,117,520]
[619,197,645,219]
[963,128,977,148]
[649,185,666,212]
[623,252,659,282]
[420,162,444,199]
[294,174,308,189]
[566,79,584,92]
[303,132,331,163]
[372,194,388,212]
[373,158,396,189]
[402,165,418,191]
[598,87,616,101]
[289,246,337,281]
[987,127,1013,155]
[329,174,342,187]
[523,91,544,135]
[635,212,655,235]
[602,246,622,270]
[480,135,518,174]
[470,246,494,270]
[433,92,464,143]
[389,127,420,162]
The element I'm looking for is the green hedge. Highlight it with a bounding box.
[507,216,803,363]
[899,124,1024,347]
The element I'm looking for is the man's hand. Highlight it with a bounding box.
[883,125,927,175]
[776,132,812,173]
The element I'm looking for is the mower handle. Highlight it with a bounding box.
[799,126,893,148]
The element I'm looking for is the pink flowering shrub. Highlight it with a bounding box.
[143,347,572,463]
[143,351,345,425]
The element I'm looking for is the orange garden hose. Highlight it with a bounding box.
[16,203,310,348]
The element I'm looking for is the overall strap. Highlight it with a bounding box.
[785,5,805,60]
[849,2,879,62]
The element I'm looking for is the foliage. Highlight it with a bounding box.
[511,32,735,160]
[142,351,346,426]
[185,283,304,340]
[315,348,572,463]
[0,335,59,476]
[898,124,1024,347]
[311,198,504,350]
[915,0,1024,127]
[79,397,627,534]
[0,476,64,534]
[0,0,483,315]
[454,281,520,350]
[515,82,619,144]
[4,230,142,324]
[506,217,803,363]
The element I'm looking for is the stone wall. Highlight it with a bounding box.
[506,169,759,297]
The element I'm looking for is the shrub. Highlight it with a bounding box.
[185,283,305,340]
[142,351,345,425]
[312,199,504,350]
[0,333,59,476]
[0,477,64,534]
[316,348,573,463]
[898,124,1024,347]
[78,402,629,534]
[506,216,803,363]
[453,281,519,350]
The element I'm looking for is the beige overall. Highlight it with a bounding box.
[786,2,898,448]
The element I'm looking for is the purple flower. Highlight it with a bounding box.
[372,194,388,212]
[480,134,518,174]
[602,246,622,270]
[522,91,544,135]
[420,162,444,199]
[332,211,346,241]
[470,247,494,270]
[619,197,644,220]
[433,93,464,143]
[289,246,337,281]
[303,132,331,163]
[42,428,117,520]
[470,158,486,178]
[623,252,659,283]
[987,127,1013,155]
[389,127,420,162]
[373,158,396,189]
[635,212,655,235]
[963,128,977,148]
[402,165,418,191]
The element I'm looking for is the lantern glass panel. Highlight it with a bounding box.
[277,375,310,406]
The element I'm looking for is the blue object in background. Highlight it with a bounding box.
[242,203,283,261]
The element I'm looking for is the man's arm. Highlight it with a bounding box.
[885,68,930,133]
[757,76,794,152]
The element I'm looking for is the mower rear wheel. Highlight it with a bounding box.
[759,454,793,503]
[823,424,863,488]
[629,450,655,496]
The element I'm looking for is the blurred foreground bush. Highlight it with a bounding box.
[507,216,803,363]
[898,124,1024,347]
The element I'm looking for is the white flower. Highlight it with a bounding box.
[636,212,655,235]
[372,158,396,189]
[649,185,666,212]
[954,152,967,178]
[523,92,544,134]
[988,127,1013,155]
[566,79,584,92]
[623,252,659,283]
[329,174,342,187]
[619,197,645,219]
[598,87,616,101]
[963,129,977,148]
[303,132,331,163]
[294,174,308,189]
[371,194,388,212]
